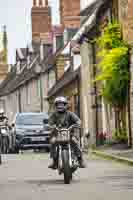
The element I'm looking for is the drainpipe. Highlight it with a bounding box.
[40,77,43,112]
[18,89,22,113]
[92,43,99,146]
[77,73,80,118]
[128,50,132,147]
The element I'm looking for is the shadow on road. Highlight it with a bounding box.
[26,178,80,186]
[98,173,133,190]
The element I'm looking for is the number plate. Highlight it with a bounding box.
[57,131,70,142]
[31,137,46,142]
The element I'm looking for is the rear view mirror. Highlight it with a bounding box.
[12,123,15,127]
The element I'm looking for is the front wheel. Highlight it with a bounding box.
[62,149,72,184]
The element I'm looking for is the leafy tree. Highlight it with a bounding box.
[95,22,129,135]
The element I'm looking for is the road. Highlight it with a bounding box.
[0,153,133,200]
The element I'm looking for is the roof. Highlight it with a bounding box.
[48,68,80,98]
[0,47,56,97]
[0,54,39,97]
[0,29,80,97]
[71,0,108,44]
[80,0,99,16]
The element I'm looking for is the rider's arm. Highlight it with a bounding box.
[69,112,81,126]
[48,113,57,136]
[48,113,56,126]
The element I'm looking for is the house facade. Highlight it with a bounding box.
[71,0,120,147]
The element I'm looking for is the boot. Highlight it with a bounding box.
[78,156,86,168]
[48,159,57,169]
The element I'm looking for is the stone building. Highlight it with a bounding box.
[118,0,133,146]
[71,0,119,147]
[0,0,55,122]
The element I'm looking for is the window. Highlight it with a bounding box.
[37,78,41,98]
[56,35,64,50]
[16,113,48,126]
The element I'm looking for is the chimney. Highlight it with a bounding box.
[59,0,80,29]
[31,0,52,43]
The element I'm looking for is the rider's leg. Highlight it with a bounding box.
[48,143,57,169]
[71,139,86,168]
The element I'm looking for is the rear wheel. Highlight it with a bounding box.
[62,149,72,184]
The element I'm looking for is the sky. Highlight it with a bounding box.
[0,0,59,64]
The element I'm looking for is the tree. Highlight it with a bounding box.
[95,22,129,140]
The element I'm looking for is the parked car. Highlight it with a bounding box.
[12,112,51,153]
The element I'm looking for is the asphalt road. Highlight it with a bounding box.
[1,152,133,200]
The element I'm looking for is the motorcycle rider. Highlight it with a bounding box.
[0,109,8,126]
[48,96,86,169]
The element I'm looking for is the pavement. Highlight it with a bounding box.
[91,143,133,166]
[1,153,133,199]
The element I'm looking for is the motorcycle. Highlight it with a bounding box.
[50,124,80,184]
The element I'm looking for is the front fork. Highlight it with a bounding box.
[68,144,72,167]
[58,144,72,170]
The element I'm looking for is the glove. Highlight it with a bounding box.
[50,137,56,144]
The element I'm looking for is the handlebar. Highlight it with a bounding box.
[50,124,80,131]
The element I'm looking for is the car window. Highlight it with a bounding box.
[16,114,48,126]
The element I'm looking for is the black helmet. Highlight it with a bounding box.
[54,97,68,113]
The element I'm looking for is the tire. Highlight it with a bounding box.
[45,147,50,153]
[0,154,1,165]
[14,146,19,154]
[62,149,72,184]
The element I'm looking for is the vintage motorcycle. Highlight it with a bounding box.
[50,124,80,184]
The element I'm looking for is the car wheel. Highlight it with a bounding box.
[14,147,19,154]
[45,147,50,153]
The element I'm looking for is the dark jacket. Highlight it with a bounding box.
[49,111,81,128]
